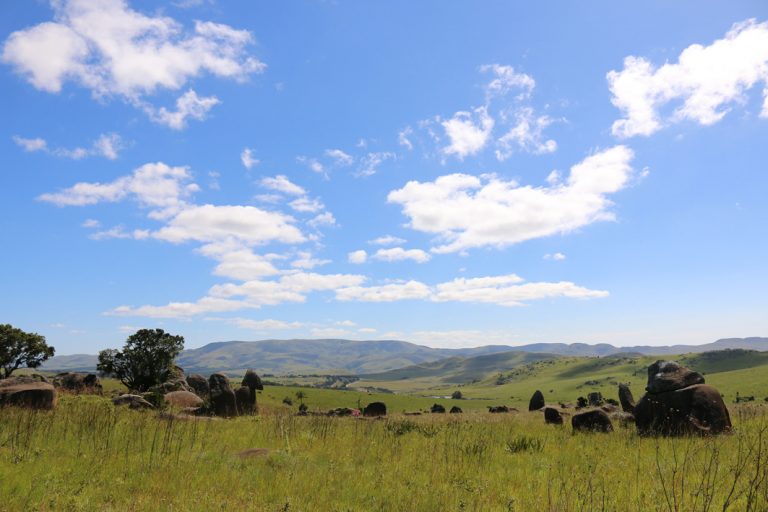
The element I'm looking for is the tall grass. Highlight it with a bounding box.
[1,395,767,511]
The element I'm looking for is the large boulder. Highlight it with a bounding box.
[152,378,190,394]
[241,370,264,391]
[618,384,635,413]
[0,378,57,409]
[235,386,255,415]
[488,405,510,413]
[572,409,613,433]
[528,390,545,411]
[431,403,446,413]
[634,384,731,436]
[449,406,463,414]
[363,401,386,417]
[164,390,204,408]
[186,374,209,399]
[209,374,238,417]
[53,372,102,394]
[112,394,154,410]
[544,407,563,425]
[645,360,704,394]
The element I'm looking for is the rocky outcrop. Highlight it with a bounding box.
[572,409,613,433]
[164,390,204,408]
[0,378,57,409]
[209,374,238,417]
[186,374,209,399]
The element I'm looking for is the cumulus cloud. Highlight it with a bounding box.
[289,197,324,213]
[13,133,125,159]
[608,19,768,138]
[260,175,305,196]
[388,146,634,253]
[368,235,407,246]
[480,64,535,99]
[212,317,304,330]
[308,212,336,229]
[1,0,264,126]
[441,107,494,159]
[348,250,367,264]
[291,251,331,270]
[336,280,432,302]
[324,149,353,166]
[241,148,259,169]
[495,107,557,160]
[373,247,431,263]
[146,89,219,129]
[38,162,198,219]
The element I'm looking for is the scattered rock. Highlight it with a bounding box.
[327,407,356,417]
[164,390,203,408]
[0,379,57,409]
[209,373,238,417]
[430,403,446,413]
[645,360,704,394]
[588,392,604,407]
[186,374,210,399]
[544,407,564,425]
[618,383,635,413]
[112,394,154,410]
[529,390,545,411]
[635,383,732,436]
[53,372,102,394]
[572,409,613,433]
[449,406,463,414]
[363,401,387,417]
[488,405,510,413]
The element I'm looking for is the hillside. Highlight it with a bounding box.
[41,337,768,375]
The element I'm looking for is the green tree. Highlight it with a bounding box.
[451,390,463,400]
[0,324,55,379]
[97,328,184,392]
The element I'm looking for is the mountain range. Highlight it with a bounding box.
[40,337,768,375]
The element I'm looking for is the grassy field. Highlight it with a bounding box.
[1,394,767,511]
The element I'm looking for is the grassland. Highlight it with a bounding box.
[1,394,767,511]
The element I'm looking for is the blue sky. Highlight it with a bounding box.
[2,1,767,354]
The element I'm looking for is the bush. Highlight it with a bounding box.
[451,390,463,400]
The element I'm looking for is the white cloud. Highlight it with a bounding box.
[388,145,634,253]
[81,218,100,228]
[153,204,304,245]
[357,151,395,177]
[336,280,432,302]
[358,327,377,334]
[310,327,354,338]
[441,106,494,159]
[398,126,414,150]
[544,252,566,261]
[110,296,256,318]
[308,212,336,229]
[14,133,124,159]
[38,162,197,219]
[297,156,326,178]
[368,235,407,246]
[2,0,263,126]
[336,320,356,326]
[608,19,768,138]
[291,251,331,270]
[325,149,353,166]
[289,196,324,213]
[347,250,367,264]
[241,148,259,169]
[197,243,281,281]
[260,175,305,196]
[373,247,431,263]
[216,317,304,330]
[89,225,133,240]
[495,107,557,160]
[12,136,47,152]
[480,64,535,99]
[147,89,220,129]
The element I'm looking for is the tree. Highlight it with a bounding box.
[0,324,55,379]
[97,328,184,392]
[451,390,463,400]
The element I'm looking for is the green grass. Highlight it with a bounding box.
[2,394,768,511]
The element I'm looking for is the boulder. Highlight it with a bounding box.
[488,405,510,413]
[529,390,545,411]
[610,411,636,428]
[328,407,355,417]
[209,373,238,417]
[235,386,255,415]
[241,370,264,391]
[588,392,604,407]
[634,384,731,436]
[544,407,563,425]
[572,409,613,433]
[576,396,588,408]
[186,374,209,399]
[363,401,387,417]
[53,372,102,394]
[164,390,203,408]
[152,378,190,394]
[645,360,704,394]
[449,406,463,414]
[112,394,154,410]
[0,379,57,409]
[618,383,635,413]
[430,403,446,413]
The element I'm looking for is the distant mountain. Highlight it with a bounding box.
[40,337,768,375]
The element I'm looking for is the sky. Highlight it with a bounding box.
[1,0,767,354]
